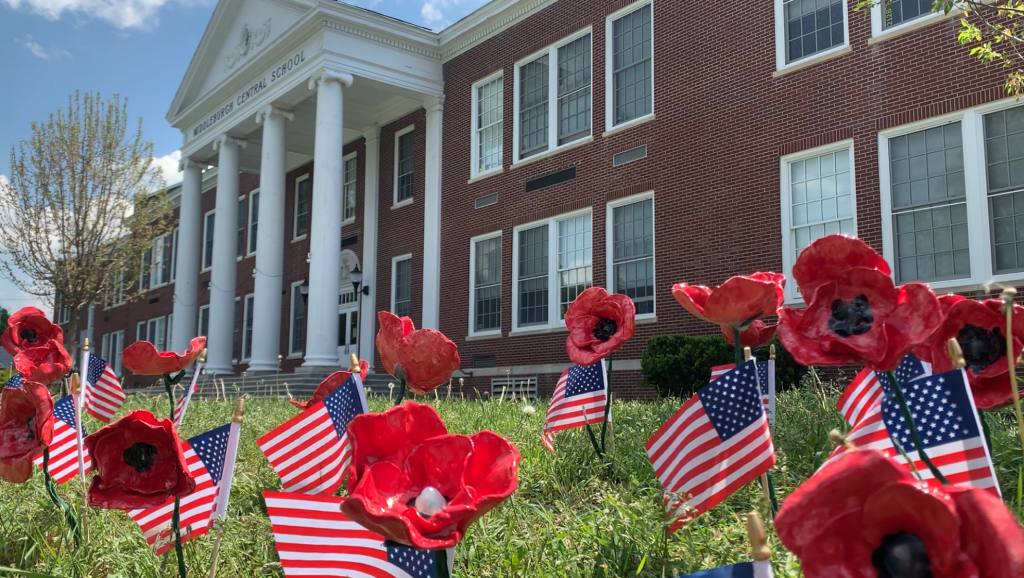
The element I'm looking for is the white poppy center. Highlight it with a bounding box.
[414,486,447,517]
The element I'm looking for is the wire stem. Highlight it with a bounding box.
[395,379,407,406]
[732,327,743,366]
[165,374,187,578]
[42,447,81,546]
[886,370,951,484]
[600,356,613,453]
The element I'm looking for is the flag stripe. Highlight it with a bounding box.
[541,362,607,452]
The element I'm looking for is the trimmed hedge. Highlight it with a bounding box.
[639,334,808,399]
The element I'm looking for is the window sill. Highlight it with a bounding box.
[342,218,356,227]
[635,315,658,325]
[287,353,303,360]
[508,325,568,337]
[603,114,656,138]
[772,45,852,78]
[391,199,415,210]
[291,235,307,244]
[466,331,503,341]
[868,11,955,45]
[244,252,256,260]
[201,267,212,274]
[511,136,594,170]
[468,167,503,184]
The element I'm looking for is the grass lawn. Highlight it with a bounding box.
[1,381,1022,577]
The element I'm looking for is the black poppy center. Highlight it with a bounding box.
[828,295,874,338]
[957,324,1007,375]
[872,533,933,578]
[593,318,618,342]
[18,329,37,344]
[122,442,158,474]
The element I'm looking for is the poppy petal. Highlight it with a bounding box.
[778,306,860,366]
[946,485,1024,578]
[404,434,473,498]
[872,283,942,371]
[671,284,713,322]
[796,511,878,578]
[701,276,780,327]
[346,402,448,488]
[792,234,890,297]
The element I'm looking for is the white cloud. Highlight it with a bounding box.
[2,0,195,29]
[15,34,70,60]
[151,150,183,188]
[421,2,443,24]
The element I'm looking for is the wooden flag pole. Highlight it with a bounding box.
[70,370,89,541]
[1000,288,1024,458]
[746,348,776,514]
[745,511,770,562]
[207,397,246,578]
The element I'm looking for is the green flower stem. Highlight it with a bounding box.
[731,327,743,366]
[584,416,605,460]
[395,378,407,406]
[600,355,613,453]
[886,370,951,485]
[42,447,81,546]
[435,547,451,578]
[765,470,779,517]
[164,374,187,578]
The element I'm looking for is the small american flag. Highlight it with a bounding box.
[648,361,775,533]
[128,423,236,555]
[755,360,775,426]
[541,361,608,453]
[709,364,734,381]
[264,491,454,578]
[3,374,24,389]
[258,373,368,495]
[836,368,999,496]
[173,363,204,428]
[32,395,92,484]
[683,561,771,578]
[837,353,931,427]
[83,353,125,423]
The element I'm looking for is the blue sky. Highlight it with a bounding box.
[0,0,485,315]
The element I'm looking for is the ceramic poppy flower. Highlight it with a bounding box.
[912,294,967,363]
[672,273,785,333]
[1,306,64,356]
[122,336,206,376]
[720,320,776,349]
[13,340,72,385]
[564,287,636,366]
[376,312,460,395]
[775,449,1024,578]
[777,235,942,372]
[290,359,370,410]
[342,402,520,549]
[0,381,54,483]
[85,410,196,509]
[919,299,1024,410]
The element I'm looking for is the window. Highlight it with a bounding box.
[290,281,306,355]
[984,105,1024,273]
[608,194,655,315]
[54,292,70,325]
[391,255,412,317]
[232,297,241,362]
[203,210,215,270]
[242,294,254,361]
[105,271,126,308]
[776,0,849,69]
[140,316,165,349]
[136,321,146,342]
[873,0,939,34]
[343,153,357,223]
[470,233,502,335]
[607,2,653,129]
[781,141,856,301]
[198,305,210,339]
[513,210,593,331]
[150,233,172,288]
[140,247,152,292]
[490,377,538,400]
[170,228,179,282]
[237,196,246,258]
[101,331,123,375]
[247,190,259,255]
[294,175,310,239]
[472,73,503,177]
[515,30,593,162]
[395,126,415,205]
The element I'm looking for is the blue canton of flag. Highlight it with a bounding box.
[566,362,605,397]
[189,423,232,485]
[699,362,764,440]
[683,561,771,578]
[386,544,443,578]
[877,352,930,389]
[325,375,365,440]
[54,395,85,436]
[3,374,24,389]
[756,362,769,397]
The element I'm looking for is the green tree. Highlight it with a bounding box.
[0,307,8,335]
[0,91,171,348]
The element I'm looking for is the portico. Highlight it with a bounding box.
[167,0,444,374]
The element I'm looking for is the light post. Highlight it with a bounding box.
[350,266,369,361]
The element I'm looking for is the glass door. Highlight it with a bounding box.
[338,290,358,360]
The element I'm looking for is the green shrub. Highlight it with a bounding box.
[639,334,808,399]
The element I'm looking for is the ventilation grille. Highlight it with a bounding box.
[472,356,497,368]
[490,377,538,400]
[525,166,576,193]
[613,145,648,167]
[341,235,358,248]
[475,193,498,209]
[148,297,159,305]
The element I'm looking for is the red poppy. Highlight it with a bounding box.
[376,312,460,396]
[85,410,195,509]
[775,449,1024,578]
[1,306,64,356]
[290,360,370,410]
[777,235,942,372]
[0,382,54,483]
[13,340,72,385]
[672,273,785,331]
[564,287,636,366]
[912,294,967,363]
[919,299,1024,410]
[720,320,776,349]
[122,336,206,376]
[342,402,520,549]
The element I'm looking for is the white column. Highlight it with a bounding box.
[171,159,203,353]
[249,106,293,372]
[421,96,444,329]
[303,68,353,369]
[359,125,380,369]
[206,135,246,374]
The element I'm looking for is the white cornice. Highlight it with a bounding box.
[438,0,558,61]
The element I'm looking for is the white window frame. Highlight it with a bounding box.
[288,280,306,357]
[198,305,210,339]
[468,231,503,338]
[150,233,172,289]
[510,207,593,333]
[202,209,216,272]
[470,71,505,179]
[145,316,165,351]
[343,151,358,225]
[136,321,146,342]
[780,139,858,304]
[169,227,179,283]
[106,270,126,309]
[604,0,655,133]
[393,125,415,209]
[102,330,124,375]
[241,293,255,362]
[605,191,656,319]
[513,27,594,165]
[773,0,850,72]
[167,313,174,350]
[870,0,943,40]
[293,174,310,241]
[246,189,259,257]
[391,254,413,315]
